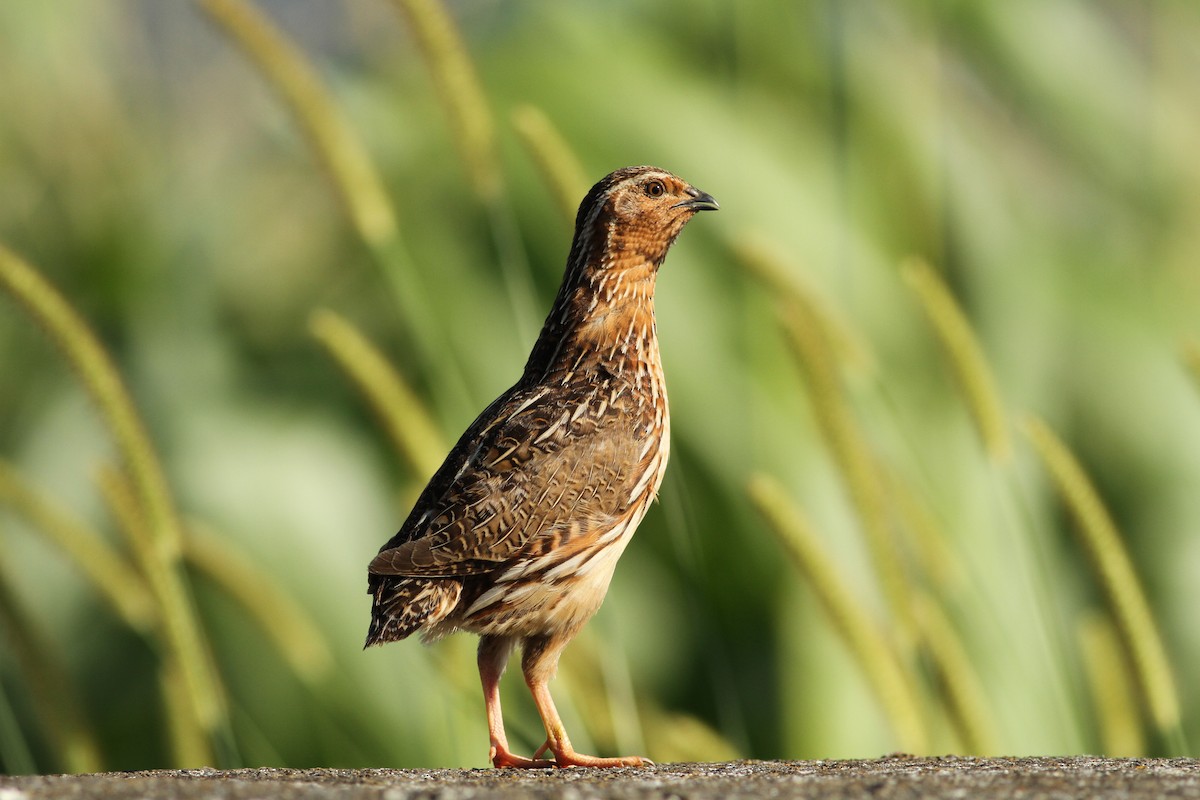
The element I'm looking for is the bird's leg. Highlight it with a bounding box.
[478,635,554,769]
[521,634,651,768]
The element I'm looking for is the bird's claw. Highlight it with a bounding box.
[489,744,556,769]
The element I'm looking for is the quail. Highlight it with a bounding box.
[366,165,718,768]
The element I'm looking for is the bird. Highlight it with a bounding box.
[365,165,718,769]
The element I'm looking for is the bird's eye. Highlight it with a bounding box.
[645,180,665,198]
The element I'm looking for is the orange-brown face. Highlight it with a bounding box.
[593,167,718,269]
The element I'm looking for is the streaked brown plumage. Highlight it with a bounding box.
[366,165,717,768]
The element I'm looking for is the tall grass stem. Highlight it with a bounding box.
[184,521,334,684]
[778,300,915,644]
[0,556,104,773]
[735,238,875,376]
[388,0,537,338]
[159,656,215,769]
[511,105,589,224]
[198,0,397,249]
[883,469,964,595]
[913,592,998,754]
[309,309,446,479]
[387,0,498,201]
[1023,416,1184,752]
[1078,612,1146,756]
[96,466,225,766]
[748,473,928,753]
[0,459,156,633]
[901,258,1010,461]
[0,244,228,761]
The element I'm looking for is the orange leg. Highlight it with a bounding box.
[521,635,651,768]
[478,635,554,769]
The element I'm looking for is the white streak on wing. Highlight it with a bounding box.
[544,548,595,581]
[542,517,630,583]
[573,547,616,578]
[448,442,484,486]
[500,582,538,605]
[531,460,565,506]
[465,583,508,616]
[497,560,535,583]
[487,443,520,467]
[534,411,569,444]
[511,388,549,417]
[596,515,633,547]
[627,453,661,506]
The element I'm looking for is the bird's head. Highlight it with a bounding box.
[570,166,718,275]
[525,166,717,375]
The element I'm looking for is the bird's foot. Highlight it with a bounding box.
[547,747,653,768]
[489,744,556,769]
[530,736,651,768]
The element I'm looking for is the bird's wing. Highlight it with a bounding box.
[369,382,643,578]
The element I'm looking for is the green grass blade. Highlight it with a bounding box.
[777,299,914,644]
[197,0,397,249]
[0,244,229,762]
[0,459,156,634]
[511,105,589,225]
[0,554,104,773]
[387,0,537,337]
[1023,416,1185,753]
[386,0,498,202]
[901,258,1010,462]
[309,308,446,480]
[913,592,999,755]
[734,238,876,376]
[748,473,928,754]
[184,521,334,685]
[1078,611,1146,756]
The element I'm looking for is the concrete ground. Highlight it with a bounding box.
[3,755,1200,799]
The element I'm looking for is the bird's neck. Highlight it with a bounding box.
[522,253,661,385]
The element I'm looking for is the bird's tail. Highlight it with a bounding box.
[364,575,462,648]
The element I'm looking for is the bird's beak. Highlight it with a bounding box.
[674,186,719,211]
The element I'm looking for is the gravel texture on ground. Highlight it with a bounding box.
[3,755,1199,799]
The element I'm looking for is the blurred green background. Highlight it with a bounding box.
[1,0,1198,774]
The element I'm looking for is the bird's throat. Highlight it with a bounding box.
[525,256,660,385]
